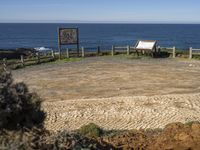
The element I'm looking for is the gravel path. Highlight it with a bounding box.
[42,94,200,131]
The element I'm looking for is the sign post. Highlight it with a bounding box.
[58,28,79,59]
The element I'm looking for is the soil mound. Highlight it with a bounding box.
[103,122,200,150]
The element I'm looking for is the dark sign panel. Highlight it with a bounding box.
[59,28,78,45]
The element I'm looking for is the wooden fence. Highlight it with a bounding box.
[111,45,135,56]
[189,47,200,59]
[63,46,106,58]
[2,46,200,71]
[74,45,178,58]
[60,46,200,60]
[110,45,177,58]
[158,46,176,58]
[78,45,135,57]
[81,46,101,57]
[1,51,55,70]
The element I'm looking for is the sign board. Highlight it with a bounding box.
[58,28,79,45]
[58,28,80,59]
[136,41,156,50]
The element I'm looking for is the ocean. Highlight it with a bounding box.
[0,23,200,50]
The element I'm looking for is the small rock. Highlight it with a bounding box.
[189,64,195,67]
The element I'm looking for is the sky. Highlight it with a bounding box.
[0,0,200,23]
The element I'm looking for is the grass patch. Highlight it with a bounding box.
[49,57,84,64]
[185,121,200,127]
[112,53,142,60]
[78,123,128,138]
[78,123,103,138]
[63,57,84,62]
[192,55,200,60]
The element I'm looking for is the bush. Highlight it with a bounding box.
[0,129,113,150]
[0,70,45,130]
[0,128,48,150]
[46,130,114,150]
[78,123,103,138]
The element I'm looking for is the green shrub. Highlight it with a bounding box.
[78,123,103,138]
[185,121,200,127]
[0,70,45,130]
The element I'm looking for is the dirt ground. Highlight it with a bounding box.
[13,56,200,131]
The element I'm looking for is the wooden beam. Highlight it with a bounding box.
[97,46,100,55]
[58,28,61,60]
[111,45,115,56]
[189,47,192,59]
[172,46,176,58]
[20,55,24,67]
[51,50,55,59]
[81,47,85,57]
[36,52,40,64]
[66,48,69,58]
[127,45,130,55]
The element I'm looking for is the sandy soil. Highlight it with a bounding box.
[13,56,200,131]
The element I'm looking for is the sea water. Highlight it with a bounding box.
[0,23,200,50]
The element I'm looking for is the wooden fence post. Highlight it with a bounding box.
[51,50,55,59]
[3,58,7,71]
[20,55,24,67]
[81,47,85,57]
[97,46,100,55]
[66,48,69,58]
[111,45,115,56]
[36,53,40,64]
[127,45,130,55]
[189,47,192,59]
[157,46,161,53]
[172,46,176,58]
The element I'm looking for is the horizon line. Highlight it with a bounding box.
[1,20,200,24]
[1,22,200,24]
